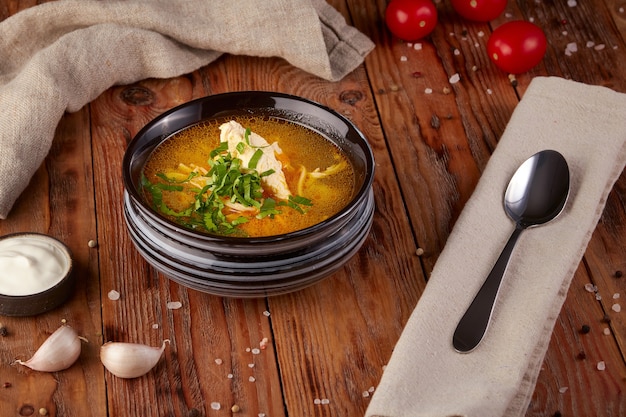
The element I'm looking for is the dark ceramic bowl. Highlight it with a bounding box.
[122,91,375,297]
[0,233,74,316]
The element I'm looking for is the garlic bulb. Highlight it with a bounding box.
[100,340,170,379]
[15,325,82,372]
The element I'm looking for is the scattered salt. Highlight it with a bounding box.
[210,402,221,410]
[227,373,234,379]
[215,358,223,365]
[260,337,269,349]
[321,399,330,405]
[596,294,602,301]
[478,31,484,37]
[246,347,251,352]
[262,310,271,317]
[362,391,370,398]
[400,56,408,62]
[368,386,375,393]
[594,44,606,51]
[258,414,266,417]
[529,17,535,23]
[559,386,569,394]
[562,31,568,36]
[597,361,606,371]
[424,88,433,94]
[414,43,422,50]
[314,399,322,405]
[249,376,256,382]
[620,7,625,13]
[586,41,596,48]
[248,363,255,368]
[603,327,611,335]
[565,42,578,56]
[107,290,120,301]
[614,293,620,299]
[152,323,159,329]
[453,49,460,56]
[567,0,577,7]
[166,301,182,310]
[487,89,493,95]
[612,303,621,313]
[251,348,261,355]
[449,73,461,84]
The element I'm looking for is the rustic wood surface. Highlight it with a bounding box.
[0,0,625,416]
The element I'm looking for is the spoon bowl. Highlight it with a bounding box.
[453,149,570,353]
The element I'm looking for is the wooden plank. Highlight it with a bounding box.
[90,77,286,417]
[0,108,106,416]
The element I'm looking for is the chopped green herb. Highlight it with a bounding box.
[140,135,312,236]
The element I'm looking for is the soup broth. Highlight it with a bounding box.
[142,115,355,237]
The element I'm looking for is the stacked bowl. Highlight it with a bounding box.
[122,92,375,297]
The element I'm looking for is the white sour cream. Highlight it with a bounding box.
[0,235,71,296]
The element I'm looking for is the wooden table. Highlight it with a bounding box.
[1,1,624,416]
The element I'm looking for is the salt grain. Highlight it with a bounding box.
[597,361,606,371]
[614,293,621,299]
[594,44,606,51]
[248,363,255,368]
[252,348,261,355]
[414,43,422,50]
[586,41,596,48]
[321,399,330,405]
[453,49,460,56]
[107,290,120,301]
[584,283,597,292]
[152,324,159,329]
[215,358,223,365]
[210,402,221,410]
[596,294,602,301]
[565,42,578,56]
[314,399,322,405]
[612,303,621,312]
[362,391,370,398]
[603,327,611,335]
[166,301,182,310]
[567,0,577,6]
[487,89,493,95]
[262,310,271,317]
[227,373,234,379]
[424,88,433,94]
[449,73,461,84]
[400,56,408,62]
[249,376,256,382]
[559,386,569,394]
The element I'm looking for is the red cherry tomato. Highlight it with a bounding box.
[450,0,507,22]
[487,21,547,74]
[385,0,438,41]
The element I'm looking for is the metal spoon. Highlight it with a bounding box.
[452,149,570,353]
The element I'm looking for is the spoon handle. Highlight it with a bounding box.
[453,226,523,353]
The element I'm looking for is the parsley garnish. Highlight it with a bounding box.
[141,135,311,235]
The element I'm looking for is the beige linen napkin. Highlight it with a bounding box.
[0,0,373,219]
[366,77,626,417]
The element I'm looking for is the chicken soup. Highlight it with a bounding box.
[141,116,355,237]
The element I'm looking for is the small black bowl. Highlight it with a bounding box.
[0,233,74,316]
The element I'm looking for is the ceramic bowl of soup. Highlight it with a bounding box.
[122,91,375,297]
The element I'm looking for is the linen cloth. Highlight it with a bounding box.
[0,0,374,219]
[365,77,626,417]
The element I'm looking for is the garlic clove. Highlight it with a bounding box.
[15,325,82,372]
[100,339,170,379]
